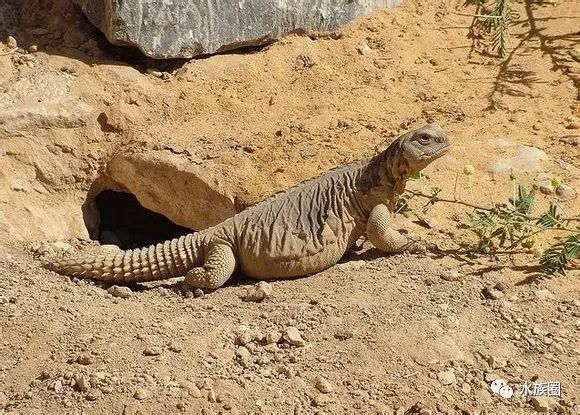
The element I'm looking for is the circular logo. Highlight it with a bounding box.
[490,379,507,394]
[499,385,514,399]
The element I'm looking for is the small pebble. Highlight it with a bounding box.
[264,330,282,344]
[168,342,183,353]
[494,282,508,292]
[482,286,504,300]
[75,375,91,392]
[312,393,332,407]
[315,377,333,393]
[283,327,307,347]
[235,331,253,346]
[334,329,354,340]
[107,285,132,299]
[208,389,217,403]
[133,388,149,400]
[300,148,318,158]
[77,353,93,365]
[429,58,441,66]
[143,346,162,356]
[555,184,575,199]
[437,369,456,385]
[242,281,272,302]
[28,45,38,53]
[440,271,461,282]
[5,36,17,49]
[539,183,554,195]
[483,372,499,382]
[146,68,163,78]
[236,346,251,359]
[54,380,63,393]
[358,43,372,55]
[85,391,99,401]
[179,380,202,398]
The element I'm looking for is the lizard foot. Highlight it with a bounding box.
[183,243,236,289]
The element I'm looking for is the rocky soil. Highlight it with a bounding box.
[1,0,579,414]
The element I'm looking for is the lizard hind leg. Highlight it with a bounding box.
[184,243,236,289]
[366,204,412,253]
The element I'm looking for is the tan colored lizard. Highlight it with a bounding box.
[44,124,451,289]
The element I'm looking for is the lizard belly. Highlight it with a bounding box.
[238,222,363,279]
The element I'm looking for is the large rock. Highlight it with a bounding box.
[73,0,403,59]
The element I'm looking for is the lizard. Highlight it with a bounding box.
[43,124,451,289]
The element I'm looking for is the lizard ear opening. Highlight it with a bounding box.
[83,189,191,250]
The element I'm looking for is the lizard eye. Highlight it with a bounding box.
[418,135,430,144]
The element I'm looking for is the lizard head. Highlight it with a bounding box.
[398,124,451,174]
[371,124,451,210]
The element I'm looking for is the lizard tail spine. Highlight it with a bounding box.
[43,233,200,283]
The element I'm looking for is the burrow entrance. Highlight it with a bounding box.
[81,153,237,250]
[91,190,191,249]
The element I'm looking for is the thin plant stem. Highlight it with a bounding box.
[405,190,580,222]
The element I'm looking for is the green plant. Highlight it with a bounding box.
[482,0,517,57]
[401,179,579,276]
[466,0,518,58]
[540,234,580,276]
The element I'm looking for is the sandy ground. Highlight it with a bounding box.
[1,0,579,413]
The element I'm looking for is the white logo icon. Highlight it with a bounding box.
[498,384,514,398]
[490,379,508,395]
[490,379,514,399]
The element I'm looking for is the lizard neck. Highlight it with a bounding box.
[353,142,411,217]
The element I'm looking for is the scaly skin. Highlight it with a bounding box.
[44,124,451,289]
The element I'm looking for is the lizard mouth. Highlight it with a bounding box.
[418,143,451,161]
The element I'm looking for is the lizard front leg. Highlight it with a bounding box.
[366,204,414,253]
[184,243,236,289]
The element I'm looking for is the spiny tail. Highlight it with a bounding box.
[43,234,200,283]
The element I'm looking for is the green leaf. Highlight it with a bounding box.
[537,202,560,229]
[540,233,580,276]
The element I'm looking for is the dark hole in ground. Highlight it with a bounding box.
[95,190,191,249]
